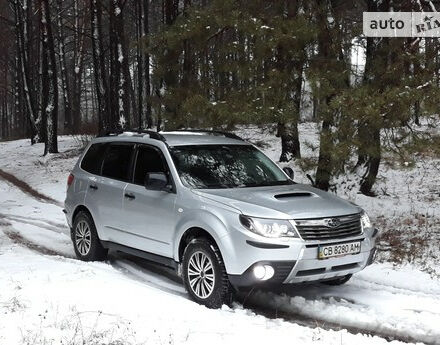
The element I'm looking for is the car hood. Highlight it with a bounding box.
[193,184,361,219]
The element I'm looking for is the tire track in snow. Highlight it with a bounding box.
[0,212,68,235]
[3,229,67,257]
[241,287,439,345]
[1,223,424,344]
[353,277,440,299]
[0,168,62,207]
[350,278,440,300]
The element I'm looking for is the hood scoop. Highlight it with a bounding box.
[274,192,314,200]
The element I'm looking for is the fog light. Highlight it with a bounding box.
[253,265,266,279]
[253,265,275,281]
[263,265,275,280]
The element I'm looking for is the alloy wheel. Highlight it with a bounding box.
[187,251,215,299]
[75,220,92,256]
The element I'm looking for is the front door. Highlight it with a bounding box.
[122,145,177,257]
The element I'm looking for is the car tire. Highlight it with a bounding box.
[322,274,352,286]
[72,211,108,261]
[182,238,233,309]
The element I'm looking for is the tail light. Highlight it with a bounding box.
[67,173,74,189]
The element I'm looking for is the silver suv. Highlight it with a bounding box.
[64,130,378,308]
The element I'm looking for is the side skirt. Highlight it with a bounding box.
[101,241,179,270]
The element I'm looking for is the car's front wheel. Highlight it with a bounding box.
[182,238,232,308]
[72,211,108,261]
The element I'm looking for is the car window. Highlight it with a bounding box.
[101,144,134,181]
[133,146,167,185]
[170,145,291,189]
[81,143,107,175]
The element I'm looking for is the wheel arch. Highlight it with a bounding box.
[173,209,236,274]
[177,227,218,262]
[72,205,92,224]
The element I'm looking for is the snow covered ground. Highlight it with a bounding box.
[0,125,439,344]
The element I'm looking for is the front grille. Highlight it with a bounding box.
[295,214,362,241]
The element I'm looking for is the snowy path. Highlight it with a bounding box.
[1,172,440,344]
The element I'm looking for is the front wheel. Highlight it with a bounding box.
[182,238,232,308]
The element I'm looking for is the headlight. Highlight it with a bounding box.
[239,215,299,238]
[361,211,372,230]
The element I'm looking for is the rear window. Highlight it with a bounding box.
[81,143,107,175]
[101,144,134,181]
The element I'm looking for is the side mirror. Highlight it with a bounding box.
[283,167,294,180]
[144,172,170,191]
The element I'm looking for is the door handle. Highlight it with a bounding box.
[124,192,135,200]
[89,184,98,190]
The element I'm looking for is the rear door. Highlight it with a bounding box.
[122,144,177,257]
[80,142,107,237]
[86,142,135,243]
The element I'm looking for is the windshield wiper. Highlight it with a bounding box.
[202,183,235,189]
[241,180,291,188]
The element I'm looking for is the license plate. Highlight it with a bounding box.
[318,241,361,259]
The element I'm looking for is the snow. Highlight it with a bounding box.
[0,237,407,345]
[0,122,439,344]
[45,103,54,113]
[251,264,440,344]
[119,115,127,128]
[118,43,124,63]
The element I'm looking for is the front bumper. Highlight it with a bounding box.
[223,227,378,288]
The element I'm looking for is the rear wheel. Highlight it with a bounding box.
[182,238,232,308]
[322,274,352,286]
[72,211,108,261]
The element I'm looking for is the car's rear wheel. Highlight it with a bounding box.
[322,274,352,286]
[182,238,232,308]
[72,211,108,261]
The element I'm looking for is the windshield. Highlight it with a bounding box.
[169,145,292,189]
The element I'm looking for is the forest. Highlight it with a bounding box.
[0,0,439,195]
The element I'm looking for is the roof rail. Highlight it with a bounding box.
[100,128,166,142]
[164,129,243,141]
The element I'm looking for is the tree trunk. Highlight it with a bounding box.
[314,0,335,191]
[279,0,302,162]
[40,0,58,154]
[136,0,143,129]
[357,0,389,195]
[90,0,110,134]
[71,0,86,133]
[315,118,332,191]
[56,0,71,134]
[13,0,38,142]
[162,0,179,120]
[359,128,380,196]
[279,122,301,162]
[109,0,131,130]
[143,0,153,128]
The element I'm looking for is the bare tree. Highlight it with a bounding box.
[143,0,153,128]
[90,0,110,134]
[39,0,58,154]
[12,0,39,142]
